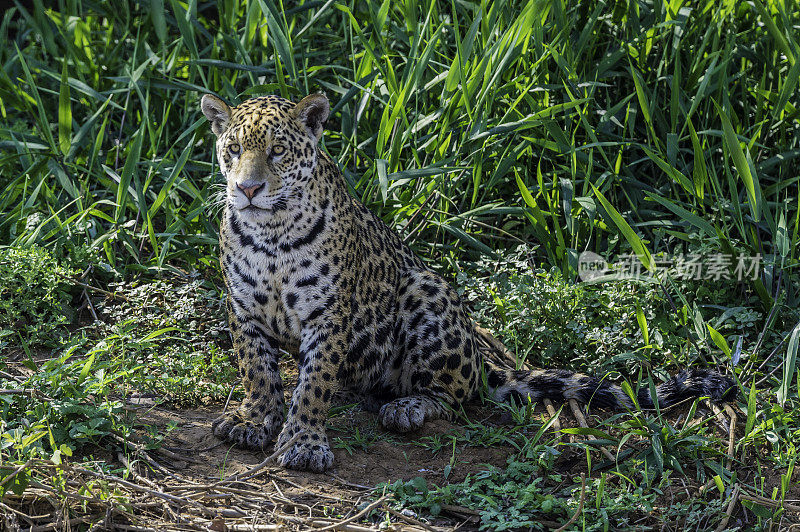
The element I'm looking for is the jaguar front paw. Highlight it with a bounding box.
[275,428,333,472]
[212,410,282,450]
[277,440,334,472]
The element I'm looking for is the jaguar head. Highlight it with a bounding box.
[201,93,329,217]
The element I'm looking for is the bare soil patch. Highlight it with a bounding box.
[5,395,800,531]
[140,402,516,485]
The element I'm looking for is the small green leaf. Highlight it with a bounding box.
[706,324,732,358]
[636,304,649,345]
[713,475,725,495]
[0,468,30,497]
[745,379,757,437]
[686,119,707,200]
[741,499,775,519]
[376,159,389,203]
[516,174,537,209]
[141,327,181,341]
[560,427,615,440]
[78,352,96,384]
[776,211,789,259]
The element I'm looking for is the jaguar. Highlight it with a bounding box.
[200,91,734,472]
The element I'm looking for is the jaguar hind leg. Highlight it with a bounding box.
[378,270,481,433]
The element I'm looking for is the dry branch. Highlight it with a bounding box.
[554,473,586,532]
[568,399,616,463]
[224,432,301,481]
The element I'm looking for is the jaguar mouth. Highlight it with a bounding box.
[237,201,288,214]
[232,189,293,213]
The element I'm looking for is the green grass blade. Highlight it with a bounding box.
[714,99,761,222]
[778,322,800,406]
[591,184,653,272]
[114,126,145,224]
[57,61,72,157]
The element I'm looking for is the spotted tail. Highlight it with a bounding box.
[485,362,735,409]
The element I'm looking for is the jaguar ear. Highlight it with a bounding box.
[293,93,329,142]
[201,94,232,136]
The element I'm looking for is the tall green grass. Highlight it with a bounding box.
[2,0,797,282]
[1,0,798,335]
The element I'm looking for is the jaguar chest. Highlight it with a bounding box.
[225,245,339,335]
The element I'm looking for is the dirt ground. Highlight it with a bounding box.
[129,399,520,529]
[145,403,520,481]
[124,392,800,531]
[4,347,800,530]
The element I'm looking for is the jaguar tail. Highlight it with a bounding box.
[484,361,735,409]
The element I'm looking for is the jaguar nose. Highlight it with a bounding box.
[237,182,265,200]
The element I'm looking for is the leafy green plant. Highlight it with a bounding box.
[381,454,733,531]
[93,277,238,405]
[458,246,682,373]
[333,426,384,456]
[0,245,76,350]
[0,342,131,463]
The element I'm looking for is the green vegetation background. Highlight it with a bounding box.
[1,0,799,529]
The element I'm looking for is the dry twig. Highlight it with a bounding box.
[554,473,587,532]
[225,432,302,481]
[312,496,388,531]
[568,399,616,463]
[543,399,562,440]
[383,506,437,531]
[715,484,740,532]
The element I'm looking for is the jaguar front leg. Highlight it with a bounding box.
[213,302,285,449]
[274,324,344,472]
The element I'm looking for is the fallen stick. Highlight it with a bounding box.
[726,411,737,464]
[224,433,302,482]
[0,459,33,489]
[312,496,388,531]
[62,463,216,517]
[554,473,587,532]
[568,399,616,463]
[474,326,528,369]
[61,274,130,301]
[543,399,561,441]
[383,506,437,532]
[28,517,91,532]
[738,492,800,512]
[714,484,740,532]
[707,401,731,434]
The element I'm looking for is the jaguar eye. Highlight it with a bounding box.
[271,145,286,157]
[228,143,241,155]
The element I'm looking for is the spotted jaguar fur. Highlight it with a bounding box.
[200,92,735,472]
